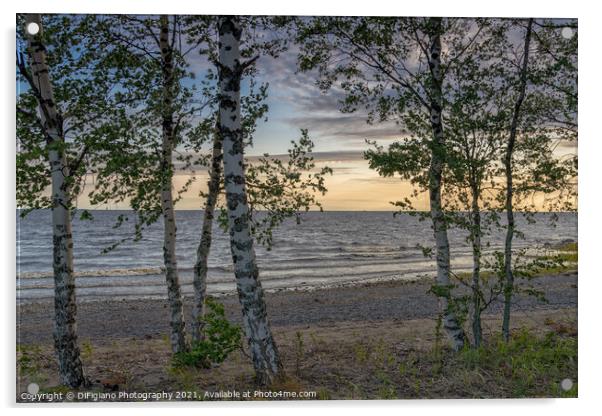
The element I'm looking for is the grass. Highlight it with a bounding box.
[81,339,94,361]
[166,366,204,396]
[16,307,577,401]
[294,331,304,377]
[557,242,578,252]
[357,327,576,399]
[456,242,578,284]
[540,242,578,264]
[456,266,573,284]
[551,251,578,263]
[17,344,41,377]
[300,314,577,399]
[17,344,49,386]
[455,329,577,397]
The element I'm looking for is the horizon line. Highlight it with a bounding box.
[16,208,579,214]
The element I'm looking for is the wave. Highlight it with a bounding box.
[18,267,165,279]
[16,255,419,280]
[15,241,555,282]
[17,256,473,292]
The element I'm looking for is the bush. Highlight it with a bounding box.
[173,298,242,368]
[457,328,577,397]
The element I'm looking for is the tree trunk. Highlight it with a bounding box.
[24,14,87,388]
[159,15,187,354]
[502,19,533,342]
[191,125,223,343]
[426,17,466,351]
[218,16,283,385]
[470,183,482,348]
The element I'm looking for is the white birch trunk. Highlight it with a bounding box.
[159,15,187,354]
[24,14,86,387]
[191,126,222,342]
[502,19,533,341]
[218,16,283,385]
[470,183,482,348]
[426,18,466,351]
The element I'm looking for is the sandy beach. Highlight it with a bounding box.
[17,272,577,345]
[16,272,577,400]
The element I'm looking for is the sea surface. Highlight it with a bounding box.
[16,210,577,302]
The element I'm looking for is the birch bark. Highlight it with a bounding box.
[502,19,533,342]
[470,183,483,348]
[24,14,87,387]
[218,16,283,385]
[191,125,223,342]
[159,15,187,353]
[426,18,466,351]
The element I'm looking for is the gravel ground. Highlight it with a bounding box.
[16,272,577,345]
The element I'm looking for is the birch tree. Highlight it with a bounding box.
[17,13,125,386]
[352,18,576,346]
[217,15,283,384]
[296,17,494,351]
[187,16,330,361]
[500,19,577,341]
[191,125,332,343]
[190,120,222,342]
[190,85,270,343]
[17,13,87,388]
[423,18,468,351]
[501,19,533,342]
[441,42,507,348]
[362,20,507,347]
[87,15,214,354]
[157,14,188,353]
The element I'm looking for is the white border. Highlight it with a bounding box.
[3,1,599,415]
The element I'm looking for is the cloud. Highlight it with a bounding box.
[286,114,402,142]
[173,150,367,174]
[254,45,406,147]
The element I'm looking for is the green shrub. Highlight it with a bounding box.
[173,298,242,368]
[17,345,42,377]
[457,328,577,397]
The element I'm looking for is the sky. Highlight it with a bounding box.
[20,15,577,212]
[226,45,412,211]
[159,37,434,211]
[166,28,575,212]
[81,27,423,212]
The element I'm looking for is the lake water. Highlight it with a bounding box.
[16,210,577,302]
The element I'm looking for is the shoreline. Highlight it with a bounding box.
[17,271,439,305]
[17,271,577,346]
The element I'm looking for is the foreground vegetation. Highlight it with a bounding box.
[17,308,577,400]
